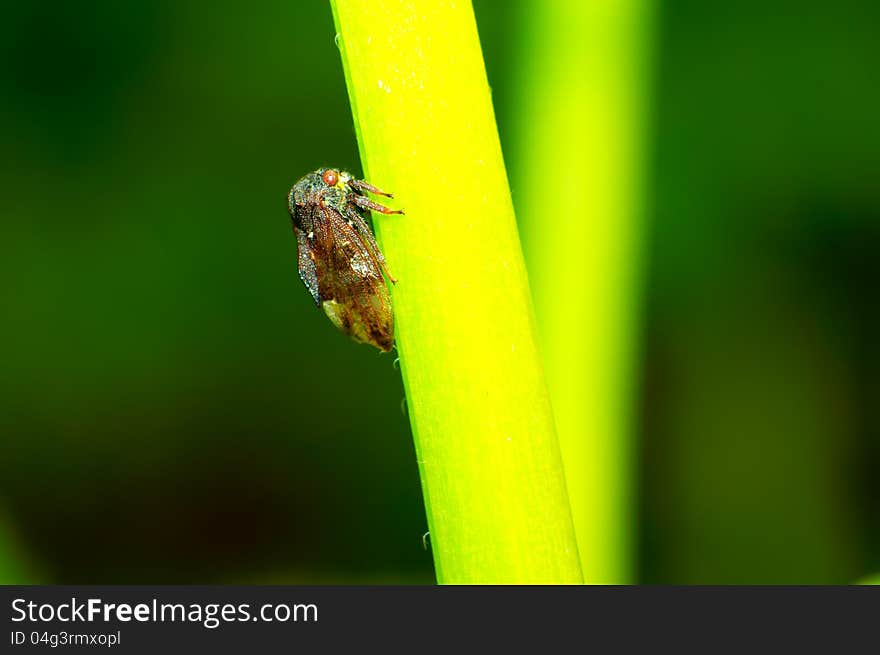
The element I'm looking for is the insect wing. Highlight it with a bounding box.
[318,208,394,351]
[294,226,320,306]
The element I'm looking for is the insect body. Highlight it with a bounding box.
[288,168,402,352]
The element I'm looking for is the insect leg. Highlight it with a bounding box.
[349,178,394,197]
[352,193,404,215]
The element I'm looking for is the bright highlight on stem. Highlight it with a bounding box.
[330,0,582,583]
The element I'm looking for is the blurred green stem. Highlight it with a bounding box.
[330,0,582,583]
[512,0,654,583]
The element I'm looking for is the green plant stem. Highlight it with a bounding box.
[330,0,582,583]
[512,0,654,583]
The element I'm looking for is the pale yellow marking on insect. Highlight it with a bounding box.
[322,300,345,332]
[335,171,352,191]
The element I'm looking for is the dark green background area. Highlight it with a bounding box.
[0,0,877,583]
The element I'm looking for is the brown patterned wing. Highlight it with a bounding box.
[314,207,394,351]
[294,226,320,306]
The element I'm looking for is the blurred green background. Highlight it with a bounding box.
[0,0,877,583]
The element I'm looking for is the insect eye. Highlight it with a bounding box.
[322,169,339,186]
